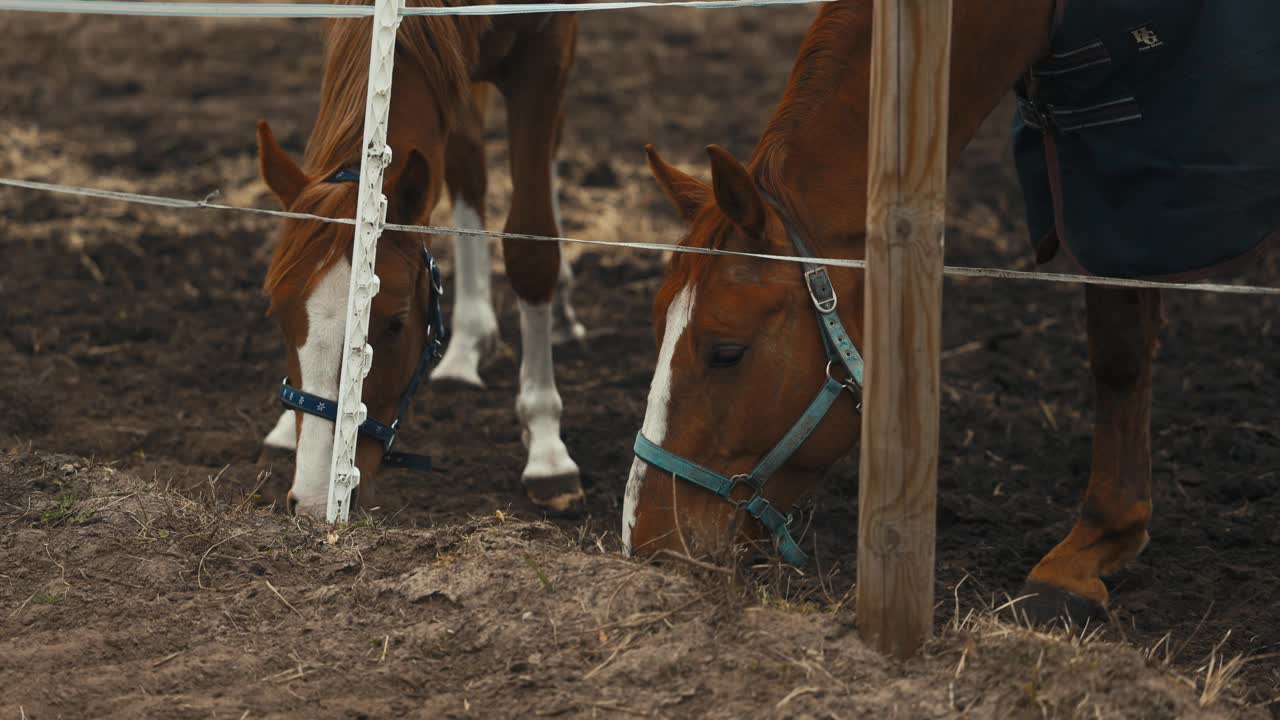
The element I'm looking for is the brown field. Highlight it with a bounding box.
[1,3,1277,718]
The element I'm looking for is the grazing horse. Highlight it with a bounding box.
[257,0,586,517]
[625,0,1280,624]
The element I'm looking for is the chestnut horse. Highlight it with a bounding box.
[258,0,586,516]
[626,0,1178,624]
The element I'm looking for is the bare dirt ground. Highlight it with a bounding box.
[0,451,1266,718]
[1,3,1278,717]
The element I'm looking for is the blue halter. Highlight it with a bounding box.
[278,169,449,472]
[632,193,864,566]
[325,166,362,184]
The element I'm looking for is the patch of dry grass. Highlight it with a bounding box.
[1,450,1271,719]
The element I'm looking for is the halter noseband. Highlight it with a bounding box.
[277,166,449,472]
[631,191,865,566]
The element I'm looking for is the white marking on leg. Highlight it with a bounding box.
[622,285,695,555]
[263,410,297,450]
[550,159,563,228]
[549,161,586,344]
[516,299,579,484]
[553,252,586,344]
[290,259,350,515]
[431,200,498,387]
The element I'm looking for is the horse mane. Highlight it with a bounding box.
[265,0,489,307]
[304,0,489,175]
[263,185,360,311]
[753,1,863,196]
[663,1,865,295]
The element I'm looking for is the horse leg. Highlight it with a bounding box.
[263,409,296,450]
[496,18,583,513]
[1022,286,1163,623]
[548,115,586,345]
[432,83,499,388]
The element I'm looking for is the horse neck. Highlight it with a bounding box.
[304,7,480,184]
[387,63,452,189]
[754,0,1055,250]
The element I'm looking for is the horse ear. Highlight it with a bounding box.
[646,144,709,223]
[706,144,764,236]
[256,120,308,209]
[389,148,432,224]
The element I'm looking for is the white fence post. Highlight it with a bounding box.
[327,0,404,523]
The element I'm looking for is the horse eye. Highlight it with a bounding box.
[707,344,747,368]
[386,316,406,337]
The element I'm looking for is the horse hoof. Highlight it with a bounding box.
[431,331,499,389]
[523,474,586,516]
[550,322,587,347]
[262,410,298,451]
[430,372,487,391]
[258,443,294,462]
[1019,580,1109,627]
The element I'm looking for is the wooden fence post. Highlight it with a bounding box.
[857,0,953,658]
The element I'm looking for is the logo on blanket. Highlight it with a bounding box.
[1130,25,1164,52]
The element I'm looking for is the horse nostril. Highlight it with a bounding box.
[286,492,299,516]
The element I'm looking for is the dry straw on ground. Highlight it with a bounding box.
[1,450,1269,719]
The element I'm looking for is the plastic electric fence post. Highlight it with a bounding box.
[326,0,404,524]
[857,0,952,658]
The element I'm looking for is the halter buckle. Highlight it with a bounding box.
[387,418,400,452]
[825,360,858,391]
[826,361,863,415]
[804,267,838,314]
[427,252,444,295]
[727,473,753,503]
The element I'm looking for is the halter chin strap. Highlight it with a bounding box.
[278,243,448,473]
[631,190,864,567]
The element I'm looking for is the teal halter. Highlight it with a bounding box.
[632,193,864,566]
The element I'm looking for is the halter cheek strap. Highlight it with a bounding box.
[632,191,864,567]
[278,243,448,473]
[787,207,864,392]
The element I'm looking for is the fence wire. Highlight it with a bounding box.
[0,0,834,18]
[3,176,1277,296]
[2,0,1271,297]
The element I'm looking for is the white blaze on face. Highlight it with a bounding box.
[622,285,695,555]
[289,258,351,515]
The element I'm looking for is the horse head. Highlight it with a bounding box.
[623,144,864,563]
[258,120,445,516]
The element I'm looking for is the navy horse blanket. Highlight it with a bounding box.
[1013,0,1280,279]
